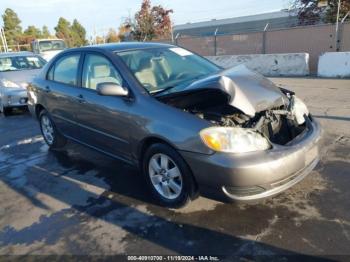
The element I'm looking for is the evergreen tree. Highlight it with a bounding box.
[71,19,87,46]
[55,17,73,47]
[2,8,22,46]
[24,25,42,38]
[42,25,51,38]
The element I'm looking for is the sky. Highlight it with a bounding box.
[0,0,290,38]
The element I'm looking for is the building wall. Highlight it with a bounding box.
[173,22,350,74]
[216,33,263,55]
[340,23,350,52]
[177,36,215,56]
[265,24,336,72]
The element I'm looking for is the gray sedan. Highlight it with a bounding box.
[0,52,46,116]
[27,43,321,208]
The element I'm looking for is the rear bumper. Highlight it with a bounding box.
[181,116,322,202]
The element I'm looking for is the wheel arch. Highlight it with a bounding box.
[35,104,46,119]
[137,136,178,163]
[137,136,199,190]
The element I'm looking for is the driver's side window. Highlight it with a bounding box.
[82,54,123,90]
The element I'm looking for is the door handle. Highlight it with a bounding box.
[76,94,86,103]
[44,86,51,93]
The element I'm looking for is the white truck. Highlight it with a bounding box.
[31,39,67,61]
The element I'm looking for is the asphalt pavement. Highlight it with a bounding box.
[0,77,349,260]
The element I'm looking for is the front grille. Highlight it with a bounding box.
[223,186,265,197]
[270,172,300,188]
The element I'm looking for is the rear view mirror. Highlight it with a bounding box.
[97,82,129,97]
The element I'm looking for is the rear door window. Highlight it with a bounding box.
[49,54,80,86]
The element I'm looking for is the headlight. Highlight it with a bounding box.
[290,96,309,125]
[200,127,271,153]
[1,79,20,88]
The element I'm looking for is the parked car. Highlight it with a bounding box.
[0,52,47,116]
[27,43,321,208]
[31,39,66,61]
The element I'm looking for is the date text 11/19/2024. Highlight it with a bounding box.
[127,255,220,261]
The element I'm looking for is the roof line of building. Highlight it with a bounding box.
[174,9,297,31]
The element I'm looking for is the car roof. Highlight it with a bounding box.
[0,51,36,58]
[67,42,176,53]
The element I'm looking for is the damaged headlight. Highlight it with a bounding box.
[290,96,309,125]
[200,127,271,153]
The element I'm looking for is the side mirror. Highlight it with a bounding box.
[97,82,129,97]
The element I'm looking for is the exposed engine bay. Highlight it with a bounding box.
[188,100,306,145]
[156,65,309,145]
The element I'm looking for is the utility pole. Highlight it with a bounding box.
[262,23,269,54]
[214,28,218,56]
[337,11,350,51]
[335,0,341,51]
[175,33,180,45]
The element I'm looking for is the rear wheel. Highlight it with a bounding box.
[142,143,198,208]
[39,109,67,150]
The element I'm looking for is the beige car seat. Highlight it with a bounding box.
[135,58,158,90]
[88,63,120,89]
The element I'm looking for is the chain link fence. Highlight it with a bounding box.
[157,22,350,73]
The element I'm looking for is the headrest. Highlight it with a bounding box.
[138,57,152,71]
[92,64,111,78]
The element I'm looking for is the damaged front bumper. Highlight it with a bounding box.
[180,115,322,202]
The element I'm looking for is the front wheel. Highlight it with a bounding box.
[39,109,67,150]
[142,143,198,208]
[0,102,11,117]
[2,107,11,117]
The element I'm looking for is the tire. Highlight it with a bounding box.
[0,101,11,116]
[2,107,11,117]
[39,109,67,150]
[142,143,198,208]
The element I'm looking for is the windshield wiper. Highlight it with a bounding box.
[151,86,176,95]
[151,75,205,96]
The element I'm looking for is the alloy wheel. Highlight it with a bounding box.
[148,153,183,200]
[41,115,54,145]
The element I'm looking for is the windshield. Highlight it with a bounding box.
[116,47,220,94]
[0,55,47,72]
[39,40,66,52]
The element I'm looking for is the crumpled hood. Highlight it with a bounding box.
[158,64,288,116]
[215,65,287,116]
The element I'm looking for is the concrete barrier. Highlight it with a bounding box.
[206,53,310,77]
[318,52,350,78]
